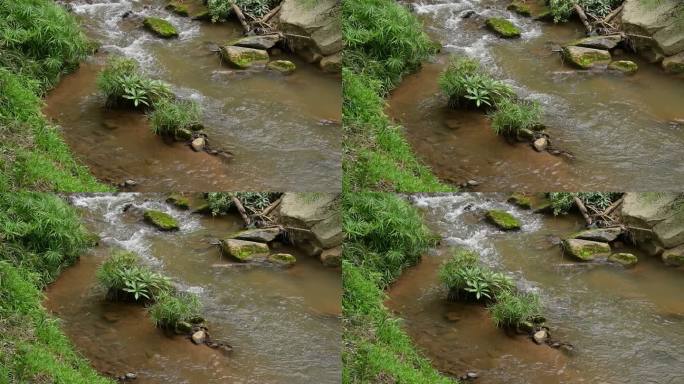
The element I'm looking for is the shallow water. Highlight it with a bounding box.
[388,193,684,383]
[45,0,341,191]
[45,194,341,383]
[389,0,684,191]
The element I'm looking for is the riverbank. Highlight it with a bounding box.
[0,0,110,192]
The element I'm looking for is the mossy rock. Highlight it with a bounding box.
[267,60,296,75]
[174,128,192,141]
[166,1,189,16]
[221,239,269,262]
[144,210,180,231]
[268,253,297,267]
[166,193,190,209]
[507,2,531,16]
[143,17,179,38]
[219,46,269,69]
[562,46,611,69]
[608,60,638,75]
[507,193,532,209]
[562,239,610,261]
[662,53,684,74]
[608,252,638,267]
[662,245,684,266]
[485,209,521,230]
[485,18,521,38]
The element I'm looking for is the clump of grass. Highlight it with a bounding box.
[439,249,514,302]
[206,192,279,216]
[548,192,620,215]
[489,290,543,328]
[549,0,623,22]
[96,250,172,302]
[96,57,173,109]
[148,98,202,137]
[438,56,513,110]
[490,98,542,137]
[207,0,278,22]
[148,291,202,329]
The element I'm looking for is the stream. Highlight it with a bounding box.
[389,0,684,191]
[45,194,341,383]
[45,0,341,191]
[388,193,684,383]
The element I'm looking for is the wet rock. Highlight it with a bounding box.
[507,2,531,16]
[608,60,639,75]
[608,252,638,267]
[191,330,206,345]
[533,329,548,344]
[508,193,532,209]
[485,17,521,38]
[662,244,684,266]
[166,193,190,209]
[175,321,193,334]
[562,46,611,69]
[662,52,684,74]
[220,239,269,262]
[319,52,342,73]
[191,137,205,152]
[219,46,269,69]
[278,193,342,249]
[572,227,623,242]
[266,60,296,75]
[123,179,137,188]
[621,0,684,59]
[267,253,297,267]
[621,193,684,249]
[485,209,521,230]
[175,128,193,141]
[299,239,323,258]
[143,17,178,38]
[166,1,190,16]
[143,210,179,231]
[533,137,548,152]
[517,128,535,141]
[231,227,281,243]
[278,0,342,60]
[562,238,611,261]
[320,246,341,267]
[572,34,623,50]
[124,373,137,380]
[460,10,475,19]
[230,34,281,50]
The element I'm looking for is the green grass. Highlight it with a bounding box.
[0,193,112,383]
[549,0,623,22]
[547,192,620,215]
[206,192,278,216]
[207,0,278,22]
[488,291,543,329]
[148,291,202,329]
[96,56,173,110]
[342,192,454,383]
[439,249,514,302]
[149,99,202,137]
[490,98,542,137]
[343,0,452,192]
[438,56,513,110]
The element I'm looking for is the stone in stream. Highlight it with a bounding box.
[278,0,342,64]
[266,60,297,75]
[485,210,521,230]
[319,52,342,73]
[220,239,269,262]
[562,238,611,261]
[621,193,684,251]
[662,244,684,266]
[516,128,535,141]
[175,321,193,334]
[608,252,638,267]
[219,46,269,69]
[175,128,193,141]
[562,46,611,69]
[191,137,205,152]
[143,17,179,38]
[230,34,281,50]
[662,52,684,74]
[608,60,639,75]
[571,34,623,50]
[320,246,342,267]
[533,137,548,152]
[278,193,343,249]
[533,329,548,344]
[231,227,282,243]
[267,253,297,267]
[485,17,521,38]
[571,227,623,242]
[621,0,684,62]
[507,2,531,17]
[143,210,180,231]
[507,193,532,209]
[166,193,190,209]
[191,330,206,345]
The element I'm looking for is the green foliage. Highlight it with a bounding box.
[549,0,623,22]
[438,56,513,110]
[206,192,278,215]
[490,98,542,136]
[96,57,172,109]
[439,249,514,302]
[149,98,202,137]
[207,0,278,22]
[488,290,543,328]
[149,291,202,329]
[96,250,172,302]
[548,192,620,215]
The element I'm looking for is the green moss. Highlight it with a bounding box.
[508,193,532,209]
[143,210,180,231]
[268,253,297,266]
[166,1,190,16]
[608,252,638,267]
[609,60,638,74]
[143,17,179,38]
[486,209,522,230]
[562,46,611,69]
[507,2,532,16]
[221,239,269,262]
[267,60,296,74]
[166,193,190,209]
[485,17,522,38]
[562,239,611,261]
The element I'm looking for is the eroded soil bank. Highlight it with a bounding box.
[389,0,684,191]
[46,0,341,191]
[45,194,341,383]
[388,193,684,383]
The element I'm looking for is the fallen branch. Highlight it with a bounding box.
[230,1,250,33]
[262,196,283,217]
[602,196,625,217]
[260,4,281,24]
[231,196,251,226]
[574,196,592,226]
[574,4,592,34]
[603,3,624,24]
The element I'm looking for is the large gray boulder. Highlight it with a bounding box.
[621,193,684,250]
[278,193,342,250]
[621,0,684,62]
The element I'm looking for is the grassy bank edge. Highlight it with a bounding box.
[342,192,456,383]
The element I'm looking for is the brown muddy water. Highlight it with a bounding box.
[45,194,341,383]
[45,0,340,191]
[389,0,684,191]
[388,193,684,383]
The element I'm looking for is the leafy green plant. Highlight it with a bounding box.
[490,98,543,136]
[438,56,513,109]
[148,98,202,137]
[96,251,171,302]
[439,249,514,302]
[488,290,543,328]
[549,0,623,22]
[96,57,172,109]
[207,0,278,22]
[148,291,202,329]
[548,192,620,215]
[206,192,279,216]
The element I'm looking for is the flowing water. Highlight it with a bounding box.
[45,194,341,383]
[389,0,684,191]
[388,193,684,383]
[45,0,341,191]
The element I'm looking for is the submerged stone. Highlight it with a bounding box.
[608,252,638,267]
[662,244,684,266]
[221,239,269,262]
[267,253,297,267]
[485,209,521,230]
[608,60,639,75]
[562,46,611,69]
[562,238,611,261]
[144,210,180,231]
[266,60,297,74]
[485,17,521,38]
[143,17,179,38]
[219,46,269,69]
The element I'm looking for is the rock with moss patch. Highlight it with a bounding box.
[485,210,521,230]
[167,0,210,19]
[571,227,623,242]
[608,60,639,75]
[144,210,180,231]
[608,252,638,267]
[221,239,269,262]
[143,17,179,38]
[166,1,189,16]
[174,128,192,141]
[166,193,190,209]
[662,245,684,266]
[507,2,531,16]
[562,239,610,261]
[219,46,269,69]
[231,34,281,50]
[562,46,611,69]
[508,193,531,209]
[268,253,297,267]
[485,18,521,38]
[267,60,296,75]
[231,228,281,243]
[662,52,684,74]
